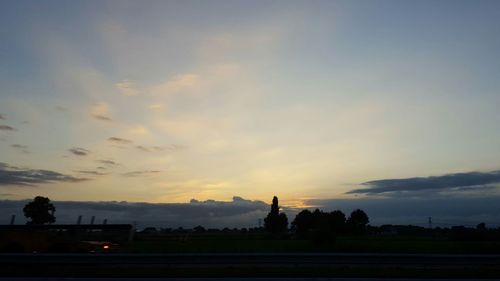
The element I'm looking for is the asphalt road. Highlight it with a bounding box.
[0,278,500,281]
[2,279,500,281]
[2,252,500,267]
[2,253,500,278]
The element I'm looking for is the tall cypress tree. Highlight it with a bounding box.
[264,196,288,234]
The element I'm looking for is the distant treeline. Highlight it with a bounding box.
[13,196,500,242]
[2,196,500,253]
[138,196,500,242]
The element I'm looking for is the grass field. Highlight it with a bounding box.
[128,233,500,254]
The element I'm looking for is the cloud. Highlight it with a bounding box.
[149,104,165,110]
[135,145,163,152]
[97,160,119,166]
[93,115,112,121]
[115,79,138,96]
[76,170,107,176]
[90,102,112,121]
[0,196,270,228]
[68,147,90,156]
[348,170,500,195]
[150,73,199,95]
[11,144,30,154]
[122,170,161,177]
[0,125,15,131]
[136,144,185,153]
[107,137,133,144]
[0,193,15,197]
[166,144,186,150]
[0,162,88,186]
[128,125,149,135]
[0,114,6,120]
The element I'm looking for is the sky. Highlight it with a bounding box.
[1,0,500,226]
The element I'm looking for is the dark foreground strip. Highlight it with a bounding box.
[1,253,500,278]
[0,277,500,281]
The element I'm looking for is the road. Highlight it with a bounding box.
[1,253,500,278]
[2,252,500,267]
[0,278,500,281]
[2,279,500,281]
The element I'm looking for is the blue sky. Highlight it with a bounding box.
[1,0,500,213]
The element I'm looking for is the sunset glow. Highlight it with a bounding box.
[1,1,500,214]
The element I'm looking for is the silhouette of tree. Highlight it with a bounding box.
[23,196,56,225]
[194,225,206,233]
[264,196,288,235]
[476,222,486,231]
[329,210,346,232]
[292,209,347,240]
[347,209,369,234]
[291,209,313,237]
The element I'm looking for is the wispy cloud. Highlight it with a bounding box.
[122,170,161,177]
[136,145,164,152]
[107,137,133,144]
[149,104,165,110]
[348,171,500,195]
[69,147,90,156]
[97,160,119,166]
[90,102,112,121]
[93,115,112,121]
[0,193,15,197]
[76,170,107,176]
[115,79,138,96]
[128,125,149,135]
[0,125,15,131]
[150,73,199,96]
[0,162,88,186]
[136,144,184,153]
[11,144,30,154]
[165,144,186,150]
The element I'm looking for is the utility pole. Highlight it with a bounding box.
[428,217,433,229]
[10,215,15,225]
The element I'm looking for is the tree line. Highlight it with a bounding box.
[264,196,369,239]
[18,196,500,243]
[21,196,368,235]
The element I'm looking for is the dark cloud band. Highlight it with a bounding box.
[0,162,88,186]
[348,170,500,195]
[11,144,30,153]
[93,114,112,121]
[0,125,15,131]
[98,160,119,166]
[69,147,89,156]
[122,170,160,177]
[108,137,132,144]
[76,170,107,176]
